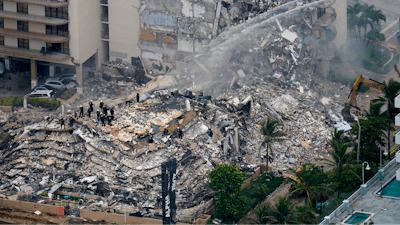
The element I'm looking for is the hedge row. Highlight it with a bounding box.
[0,97,60,110]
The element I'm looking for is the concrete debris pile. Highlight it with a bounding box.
[82,61,147,100]
[0,0,351,223]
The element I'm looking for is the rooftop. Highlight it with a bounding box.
[330,160,400,224]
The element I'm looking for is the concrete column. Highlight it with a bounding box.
[343,199,349,210]
[76,65,83,94]
[62,103,65,116]
[23,96,27,109]
[49,65,55,77]
[234,127,239,153]
[379,168,384,179]
[95,50,100,70]
[30,59,37,89]
[5,58,10,70]
[361,184,367,195]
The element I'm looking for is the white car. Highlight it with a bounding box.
[44,78,76,89]
[33,85,54,92]
[55,73,76,81]
[28,90,55,99]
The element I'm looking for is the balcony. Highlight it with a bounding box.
[3,0,69,8]
[396,95,400,108]
[0,28,69,43]
[0,10,68,25]
[396,114,400,127]
[101,31,109,40]
[101,13,108,23]
[0,45,70,61]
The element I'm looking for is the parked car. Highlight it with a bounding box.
[54,72,76,81]
[28,90,55,99]
[33,85,54,92]
[44,78,76,89]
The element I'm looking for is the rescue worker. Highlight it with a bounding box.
[177,126,183,139]
[110,107,114,116]
[69,115,74,127]
[100,112,106,126]
[99,100,104,109]
[79,105,84,118]
[89,100,94,112]
[149,134,154,143]
[87,107,91,118]
[60,117,65,129]
[163,128,169,136]
[107,115,113,125]
[136,92,140,103]
[96,109,100,123]
[103,105,108,115]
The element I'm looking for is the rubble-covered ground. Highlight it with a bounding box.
[0,0,358,222]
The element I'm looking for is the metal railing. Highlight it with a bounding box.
[319,157,398,225]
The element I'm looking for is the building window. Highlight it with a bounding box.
[0,1,4,11]
[17,3,28,14]
[0,19,3,29]
[17,21,29,31]
[45,6,68,19]
[317,8,326,19]
[46,42,69,55]
[18,38,29,49]
[46,24,69,37]
[0,36,4,45]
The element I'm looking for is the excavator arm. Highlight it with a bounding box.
[342,75,384,122]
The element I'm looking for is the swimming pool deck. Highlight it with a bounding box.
[332,163,400,224]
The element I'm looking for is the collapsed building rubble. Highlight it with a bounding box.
[0,0,352,222]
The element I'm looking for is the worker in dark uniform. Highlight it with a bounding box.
[107,115,113,126]
[149,134,154,143]
[99,100,104,109]
[164,128,169,136]
[89,100,94,112]
[103,105,108,115]
[79,105,84,118]
[136,92,140,103]
[96,109,100,123]
[100,113,105,126]
[69,115,74,127]
[177,126,183,139]
[87,107,91,118]
[110,107,114,117]
[60,117,65,129]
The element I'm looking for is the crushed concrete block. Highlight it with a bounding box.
[212,128,220,143]
[149,144,157,151]
[42,158,54,166]
[237,69,246,78]
[301,141,309,148]
[281,30,298,42]
[191,143,197,149]
[113,151,120,158]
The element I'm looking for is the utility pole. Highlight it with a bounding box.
[357,117,361,162]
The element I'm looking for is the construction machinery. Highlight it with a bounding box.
[341,75,384,122]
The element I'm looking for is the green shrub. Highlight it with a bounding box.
[60,88,77,100]
[41,191,48,197]
[28,97,60,110]
[0,97,23,106]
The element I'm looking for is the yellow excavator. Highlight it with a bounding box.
[341,75,385,122]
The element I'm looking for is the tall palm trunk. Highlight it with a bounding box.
[266,143,269,173]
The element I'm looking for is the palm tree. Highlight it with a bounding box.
[286,163,333,208]
[365,29,385,47]
[364,102,386,118]
[260,117,286,173]
[296,205,317,224]
[325,129,358,196]
[267,197,303,225]
[372,79,400,158]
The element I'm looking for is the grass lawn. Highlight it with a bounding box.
[208,173,284,224]
[346,39,399,75]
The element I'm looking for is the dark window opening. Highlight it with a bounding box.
[18,38,29,49]
[0,19,4,29]
[46,24,69,37]
[46,42,69,55]
[0,36,4,45]
[317,8,326,19]
[45,6,68,19]
[17,3,28,14]
[0,1,3,11]
[17,21,29,31]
